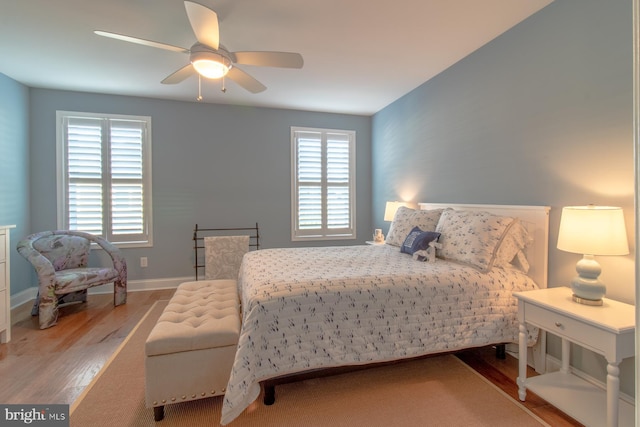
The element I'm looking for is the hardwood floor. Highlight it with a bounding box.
[0,289,582,426]
[0,289,175,405]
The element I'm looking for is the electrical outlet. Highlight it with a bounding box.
[140,257,148,268]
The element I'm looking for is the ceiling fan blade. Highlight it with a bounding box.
[226,67,266,93]
[161,64,196,84]
[232,51,304,68]
[184,1,219,50]
[94,30,189,53]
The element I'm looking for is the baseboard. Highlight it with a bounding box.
[86,276,194,295]
[10,276,193,310]
[9,287,38,310]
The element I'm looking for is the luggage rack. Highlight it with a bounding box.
[192,223,260,280]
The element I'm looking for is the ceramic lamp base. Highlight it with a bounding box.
[570,254,605,306]
[572,294,603,306]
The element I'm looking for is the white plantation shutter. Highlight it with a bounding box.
[66,117,104,235]
[327,133,351,229]
[110,120,145,236]
[297,131,322,230]
[292,127,355,240]
[58,112,153,247]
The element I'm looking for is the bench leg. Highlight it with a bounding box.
[154,406,165,421]
[264,384,275,405]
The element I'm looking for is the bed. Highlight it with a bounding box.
[218,203,550,425]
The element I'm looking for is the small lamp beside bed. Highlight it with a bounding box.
[557,205,629,306]
[383,201,409,241]
[384,201,409,221]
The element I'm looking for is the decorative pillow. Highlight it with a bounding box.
[435,210,515,272]
[400,226,441,255]
[494,219,532,272]
[386,207,444,247]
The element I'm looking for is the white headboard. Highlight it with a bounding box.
[418,203,550,289]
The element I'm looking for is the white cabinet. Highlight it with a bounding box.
[0,225,15,343]
[515,287,635,427]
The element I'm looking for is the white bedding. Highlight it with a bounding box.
[221,244,540,424]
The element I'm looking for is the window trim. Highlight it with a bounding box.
[56,111,153,248]
[291,126,356,241]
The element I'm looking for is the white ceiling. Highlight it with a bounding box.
[0,0,553,115]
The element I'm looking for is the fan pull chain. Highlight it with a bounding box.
[196,75,203,101]
[221,75,227,93]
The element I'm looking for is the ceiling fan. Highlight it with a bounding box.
[94,1,303,96]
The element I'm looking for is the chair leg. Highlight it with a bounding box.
[31,292,40,316]
[114,280,127,306]
[38,300,59,329]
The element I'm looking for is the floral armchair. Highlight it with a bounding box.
[17,230,127,329]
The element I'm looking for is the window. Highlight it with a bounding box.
[291,127,355,241]
[56,111,153,247]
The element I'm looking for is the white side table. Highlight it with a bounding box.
[515,287,635,427]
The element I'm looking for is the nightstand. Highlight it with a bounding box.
[365,241,385,245]
[514,287,635,427]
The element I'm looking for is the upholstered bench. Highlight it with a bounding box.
[145,279,240,421]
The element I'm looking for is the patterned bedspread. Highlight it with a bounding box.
[220,244,539,424]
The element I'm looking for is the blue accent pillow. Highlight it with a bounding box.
[400,227,441,255]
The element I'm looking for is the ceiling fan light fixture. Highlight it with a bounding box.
[191,50,230,79]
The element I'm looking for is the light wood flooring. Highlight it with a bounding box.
[0,290,581,426]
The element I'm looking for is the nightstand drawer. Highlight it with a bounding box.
[525,303,608,353]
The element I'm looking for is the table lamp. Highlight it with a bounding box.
[384,201,408,221]
[556,205,629,305]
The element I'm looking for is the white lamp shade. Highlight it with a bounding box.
[557,206,629,256]
[384,201,409,221]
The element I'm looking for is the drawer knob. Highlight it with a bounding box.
[554,322,562,328]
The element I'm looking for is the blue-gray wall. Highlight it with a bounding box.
[372,0,634,395]
[25,89,371,285]
[0,73,31,295]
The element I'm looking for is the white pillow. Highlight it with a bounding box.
[435,210,515,272]
[386,207,444,247]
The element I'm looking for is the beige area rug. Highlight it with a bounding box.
[71,301,549,427]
